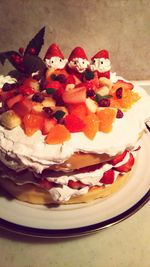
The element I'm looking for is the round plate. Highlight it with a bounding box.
[0,133,150,238]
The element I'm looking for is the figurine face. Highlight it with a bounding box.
[90,58,111,73]
[45,56,68,70]
[68,58,89,73]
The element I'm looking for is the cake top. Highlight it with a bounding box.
[0,27,141,145]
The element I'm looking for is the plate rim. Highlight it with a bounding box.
[0,189,149,238]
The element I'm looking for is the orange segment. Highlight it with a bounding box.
[23,114,44,136]
[96,108,116,133]
[45,124,71,144]
[83,114,99,140]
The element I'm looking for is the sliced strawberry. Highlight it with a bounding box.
[111,150,128,166]
[68,180,86,189]
[45,80,61,90]
[68,103,88,120]
[13,98,33,118]
[62,86,86,104]
[100,169,115,184]
[19,85,35,95]
[41,117,57,135]
[64,114,85,133]
[113,152,134,172]
[38,179,55,190]
[23,113,44,136]
[6,94,24,109]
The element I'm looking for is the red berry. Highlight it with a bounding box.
[111,150,127,166]
[68,180,86,189]
[18,47,24,54]
[28,48,36,55]
[113,152,134,172]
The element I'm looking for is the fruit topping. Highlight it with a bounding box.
[83,114,99,140]
[23,113,44,136]
[97,108,116,133]
[41,117,57,135]
[68,103,88,120]
[83,69,94,80]
[111,150,127,166]
[68,180,87,189]
[116,87,123,99]
[38,179,55,190]
[6,94,24,109]
[64,114,85,133]
[45,124,71,144]
[32,93,44,103]
[13,98,33,117]
[116,109,124,118]
[0,110,21,129]
[62,86,86,104]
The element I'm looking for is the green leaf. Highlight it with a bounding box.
[95,94,112,103]
[54,110,66,120]
[46,88,56,94]
[84,69,94,80]
[24,27,45,56]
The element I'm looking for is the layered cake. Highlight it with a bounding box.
[0,28,149,204]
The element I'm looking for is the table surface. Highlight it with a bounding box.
[0,81,150,267]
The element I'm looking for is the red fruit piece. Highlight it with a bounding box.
[46,80,61,90]
[100,169,115,184]
[62,86,86,104]
[41,117,57,135]
[64,114,85,133]
[23,114,44,136]
[113,152,134,172]
[111,150,128,166]
[13,98,33,118]
[38,179,55,190]
[6,94,24,109]
[68,103,88,120]
[68,180,86,189]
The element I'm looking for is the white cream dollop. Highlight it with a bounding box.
[0,75,17,88]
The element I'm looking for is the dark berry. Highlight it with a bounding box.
[2,83,13,91]
[116,87,123,99]
[56,74,67,83]
[98,98,110,107]
[32,93,44,103]
[86,89,96,98]
[84,69,94,80]
[40,77,47,91]
[43,107,53,116]
[50,74,57,81]
[18,47,24,55]
[116,109,124,118]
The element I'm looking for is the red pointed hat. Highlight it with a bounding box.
[68,47,88,62]
[44,43,64,60]
[91,49,109,60]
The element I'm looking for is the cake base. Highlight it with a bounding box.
[0,172,131,205]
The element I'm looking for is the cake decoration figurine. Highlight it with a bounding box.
[90,49,111,79]
[67,47,90,81]
[44,43,68,71]
[0,27,149,205]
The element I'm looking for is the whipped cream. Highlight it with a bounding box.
[68,58,90,73]
[0,74,149,176]
[0,75,17,88]
[90,58,111,72]
[45,56,68,70]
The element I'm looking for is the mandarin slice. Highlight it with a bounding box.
[83,114,99,140]
[96,108,116,133]
[45,124,71,144]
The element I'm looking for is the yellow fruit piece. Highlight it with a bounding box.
[96,108,116,133]
[83,114,99,140]
[45,124,71,144]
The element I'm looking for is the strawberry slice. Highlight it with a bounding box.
[6,94,24,109]
[46,80,61,90]
[100,169,115,184]
[64,114,85,133]
[23,113,44,136]
[111,150,128,166]
[68,103,88,120]
[113,152,134,172]
[68,180,86,189]
[38,179,55,190]
[62,86,86,104]
[13,98,33,117]
[41,117,57,135]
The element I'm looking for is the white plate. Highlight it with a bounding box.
[0,133,150,238]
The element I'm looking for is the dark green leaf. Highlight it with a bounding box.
[95,94,112,103]
[24,27,45,56]
[54,110,66,120]
[46,88,56,94]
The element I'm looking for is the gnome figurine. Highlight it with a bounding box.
[67,47,90,81]
[44,43,68,70]
[90,49,111,79]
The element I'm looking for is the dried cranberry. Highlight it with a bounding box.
[43,107,53,116]
[98,98,110,107]
[56,74,67,83]
[116,87,123,99]
[32,93,44,103]
[116,109,124,118]
[2,83,12,91]
[86,89,95,98]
